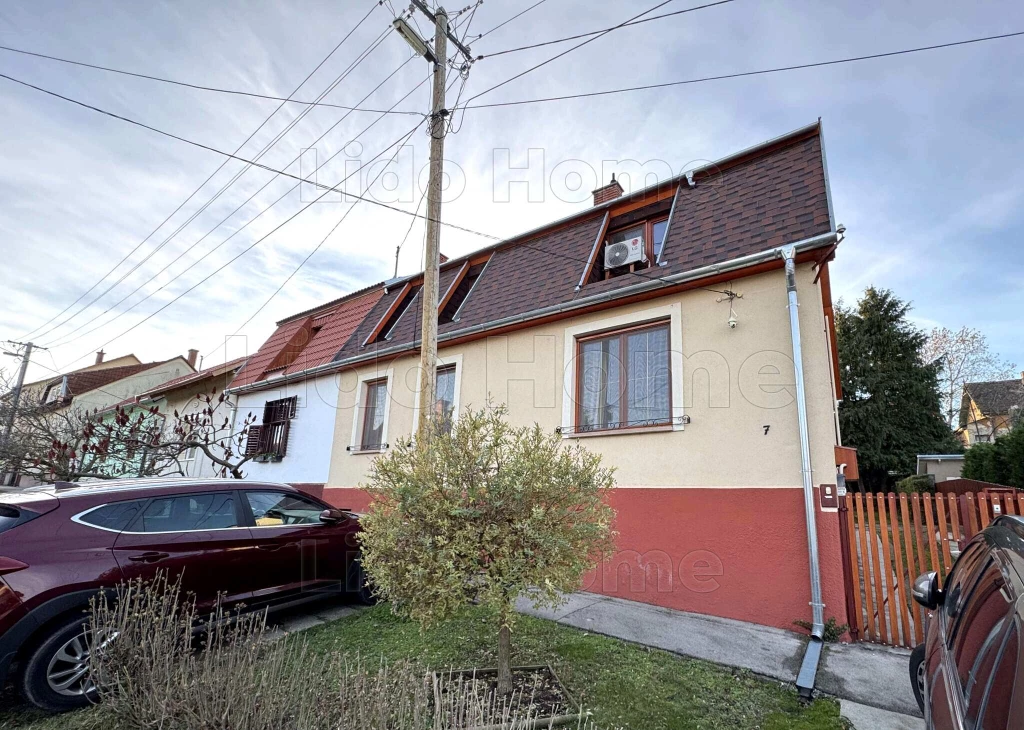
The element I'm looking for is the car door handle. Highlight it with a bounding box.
[257,543,283,552]
[128,551,169,563]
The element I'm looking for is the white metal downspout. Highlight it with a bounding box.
[781,246,826,697]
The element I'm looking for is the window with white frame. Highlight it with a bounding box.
[435,365,457,433]
[358,379,388,451]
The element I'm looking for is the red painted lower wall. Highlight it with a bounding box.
[323,485,848,633]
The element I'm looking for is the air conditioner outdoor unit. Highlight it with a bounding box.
[604,234,646,269]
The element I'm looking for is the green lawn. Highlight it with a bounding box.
[1,603,847,730]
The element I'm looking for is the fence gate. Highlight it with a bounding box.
[841,491,1023,648]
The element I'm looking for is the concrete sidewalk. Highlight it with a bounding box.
[517,592,923,728]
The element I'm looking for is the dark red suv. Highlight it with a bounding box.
[0,478,369,711]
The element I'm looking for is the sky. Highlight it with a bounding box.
[1,0,1022,385]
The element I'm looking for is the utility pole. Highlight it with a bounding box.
[416,6,448,436]
[2,341,34,486]
[393,3,472,436]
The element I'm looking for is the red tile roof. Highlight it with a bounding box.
[231,288,384,387]
[58,362,166,398]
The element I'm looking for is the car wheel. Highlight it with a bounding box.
[909,643,926,713]
[21,612,100,712]
[348,560,376,605]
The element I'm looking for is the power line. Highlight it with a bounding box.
[465,30,1024,109]
[475,0,551,42]
[17,0,382,342]
[0,43,425,115]
[0,72,498,239]
[480,0,736,58]
[229,123,423,335]
[40,45,420,349]
[31,24,395,345]
[49,118,429,371]
[465,0,684,104]
[45,68,433,350]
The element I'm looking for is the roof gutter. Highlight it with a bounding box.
[781,244,827,698]
[227,231,836,395]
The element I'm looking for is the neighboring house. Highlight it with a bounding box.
[34,355,197,414]
[89,355,244,479]
[229,122,851,633]
[16,351,143,407]
[917,454,965,482]
[106,356,247,478]
[226,286,384,492]
[957,375,1024,445]
[4,352,198,486]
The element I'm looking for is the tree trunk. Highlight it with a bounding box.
[497,622,512,696]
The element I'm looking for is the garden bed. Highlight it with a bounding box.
[2,602,847,730]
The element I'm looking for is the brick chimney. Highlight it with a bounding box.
[187,349,199,369]
[94,350,105,365]
[593,174,624,206]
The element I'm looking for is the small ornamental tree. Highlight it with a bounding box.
[358,406,616,696]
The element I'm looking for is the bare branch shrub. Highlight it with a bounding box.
[87,576,610,729]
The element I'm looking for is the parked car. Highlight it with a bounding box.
[910,514,1023,728]
[0,478,371,712]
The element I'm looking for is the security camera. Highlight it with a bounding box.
[728,314,738,329]
[837,223,847,235]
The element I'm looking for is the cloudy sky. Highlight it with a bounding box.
[1,0,1022,384]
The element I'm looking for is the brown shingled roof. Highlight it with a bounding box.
[335,123,831,360]
[960,378,1024,427]
[235,122,834,389]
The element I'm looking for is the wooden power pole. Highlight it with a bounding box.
[393,3,472,436]
[416,6,448,436]
[2,341,34,486]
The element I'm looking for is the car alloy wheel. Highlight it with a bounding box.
[45,628,116,698]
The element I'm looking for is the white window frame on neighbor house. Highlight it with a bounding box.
[349,368,394,455]
[410,353,464,429]
[179,445,199,476]
[561,302,685,438]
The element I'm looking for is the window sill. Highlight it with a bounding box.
[561,423,678,440]
[347,444,388,455]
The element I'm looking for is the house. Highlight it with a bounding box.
[916,454,965,482]
[3,351,199,485]
[226,286,384,496]
[99,356,247,478]
[958,376,1024,445]
[228,121,851,633]
[32,352,197,413]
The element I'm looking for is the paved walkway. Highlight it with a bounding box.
[516,592,923,729]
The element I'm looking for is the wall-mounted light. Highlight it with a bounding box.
[717,289,742,329]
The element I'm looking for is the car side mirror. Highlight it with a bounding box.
[913,571,944,611]
[319,508,346,525]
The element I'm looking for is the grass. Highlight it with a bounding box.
[1,603,847,730]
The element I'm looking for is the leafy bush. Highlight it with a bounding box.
[962,424,1024,488]
[87,575,607,729]
[895,474,935,494]
[359,406,616,696]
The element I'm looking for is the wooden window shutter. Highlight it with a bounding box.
[245,425,264,456]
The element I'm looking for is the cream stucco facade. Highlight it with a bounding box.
[328,262,840,492]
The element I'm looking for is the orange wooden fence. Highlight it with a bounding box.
[842,491,1023,648]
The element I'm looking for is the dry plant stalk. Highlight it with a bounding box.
[87,576,609,729]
